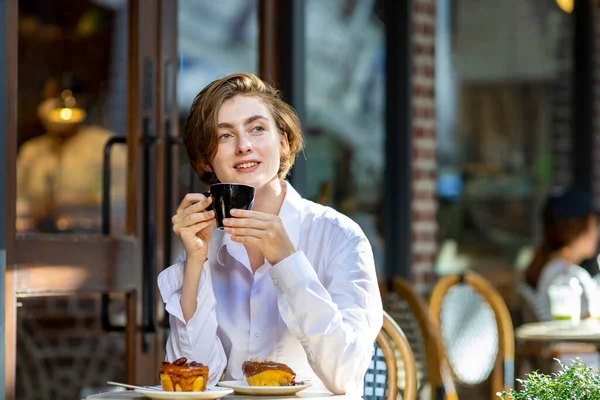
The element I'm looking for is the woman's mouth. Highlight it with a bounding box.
[234,161,260,172]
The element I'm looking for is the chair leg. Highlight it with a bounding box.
[126,289,137,384]
[491,361,502,399]
[434,387,445,400]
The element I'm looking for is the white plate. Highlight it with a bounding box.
[87,390,146,399]
[217,380,312,396]
[133,387,233,399]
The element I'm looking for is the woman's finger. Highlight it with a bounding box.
[223,227,264,238]
[183,196,212,215]
[230,235,262,247]
[229,209,270,220]
[180,211,215,227]
[180,219,214,236]
[173,207,213,226]
[176,193,210,214]
[222,216,270,229]
[172,198,212,225]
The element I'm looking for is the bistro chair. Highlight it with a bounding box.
[364,311,418,400]
[429,272,514,399]
[516,283,551,324]
[515,282,596,377]
[384,278,458,400]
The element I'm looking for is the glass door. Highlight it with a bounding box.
[6,0,179,398]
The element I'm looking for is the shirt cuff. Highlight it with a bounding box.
[158,261,208,324]
[270,251,319,291]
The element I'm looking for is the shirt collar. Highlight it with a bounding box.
[216,181,304,266]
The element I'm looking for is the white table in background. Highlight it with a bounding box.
[516,319,600,344]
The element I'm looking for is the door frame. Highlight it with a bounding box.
[2,0,18,398]
[3,0,179,396]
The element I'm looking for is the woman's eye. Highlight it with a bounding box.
[250,126,265,134]
[218,133,233,141]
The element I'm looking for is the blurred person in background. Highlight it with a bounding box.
[16,77,126,233]
[525,186,599,317]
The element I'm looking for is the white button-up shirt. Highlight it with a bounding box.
[157,183,383,395]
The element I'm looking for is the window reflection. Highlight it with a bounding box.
[16,0,128,234]
[436,0,573,273]
[304,0,386,278]
[174,0,258,264]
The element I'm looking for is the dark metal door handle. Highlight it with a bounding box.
[101,137,128,333]
[102,136,127,235]
[141,117,159,347]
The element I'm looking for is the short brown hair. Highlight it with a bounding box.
[183,73,304,185]
[525,214,593,288]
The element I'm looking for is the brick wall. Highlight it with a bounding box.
[411,0,437,295]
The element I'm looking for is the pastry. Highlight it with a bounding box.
[159,357,209,392]
[242,359,296,386]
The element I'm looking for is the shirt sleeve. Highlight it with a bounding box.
[269,234,383,395]
[157,259,227,387]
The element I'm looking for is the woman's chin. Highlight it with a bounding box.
[216,172,280,193]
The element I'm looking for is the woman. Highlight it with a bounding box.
[525,186,599,317]
[158,73,383,395]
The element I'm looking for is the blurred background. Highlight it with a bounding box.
[2,0,598,398]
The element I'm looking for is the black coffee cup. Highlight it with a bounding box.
[203,183,255,229]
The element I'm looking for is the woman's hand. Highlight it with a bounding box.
[223,209,296,265]
[172,193,215,262]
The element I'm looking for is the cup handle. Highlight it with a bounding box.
[202,191,214,211]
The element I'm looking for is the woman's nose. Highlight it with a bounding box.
[236,134,253,154]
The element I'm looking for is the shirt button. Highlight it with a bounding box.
[272,278,278,285]
[254,331,261,337]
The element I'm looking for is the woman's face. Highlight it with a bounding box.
[210,95,287,190]
[581,215,599,259]
[571,214,600,263]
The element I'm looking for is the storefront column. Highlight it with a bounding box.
[258,0,306,194]
[1,0,18,398]
[384,0,413,283]
[573,0,594,193]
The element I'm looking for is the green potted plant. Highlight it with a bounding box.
[498,358,600,399]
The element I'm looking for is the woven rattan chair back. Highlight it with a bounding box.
[364,311,418,400]
[517,282,551,324]
[364,328,397,400]
[429,272,514,399]
[385,278,457,400]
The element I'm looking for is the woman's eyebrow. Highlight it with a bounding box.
[217,115,267,129]
[244,115,267,125]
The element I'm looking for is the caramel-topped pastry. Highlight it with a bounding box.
[159,357,209,392]
[242,359,296,386]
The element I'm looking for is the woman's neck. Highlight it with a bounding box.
[549,250,584,266]
[251,177,286,215]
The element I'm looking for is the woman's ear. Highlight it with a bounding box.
[197,161,213,173]
[279,131,290,156]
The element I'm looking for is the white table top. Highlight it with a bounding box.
[516,319,600,343]
[86,389,361,400]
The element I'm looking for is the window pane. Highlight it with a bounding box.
[173,0,258,264]
[16,0,128,234]
[304,0,386,279]
[436,0,574,273]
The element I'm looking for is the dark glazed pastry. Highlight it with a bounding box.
[242,359,296,386]
[159,357,209,392]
